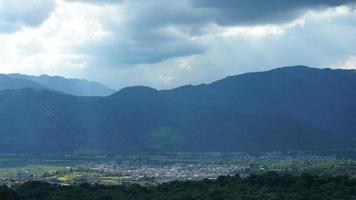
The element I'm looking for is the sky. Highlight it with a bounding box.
[0,0,356,89]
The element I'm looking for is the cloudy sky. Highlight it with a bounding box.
[0,0,356,89]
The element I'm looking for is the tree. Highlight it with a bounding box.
[0,185,18,200]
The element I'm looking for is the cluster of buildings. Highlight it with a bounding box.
[73,161,252,184]
[0,171,35,185]
[0,152,275,186]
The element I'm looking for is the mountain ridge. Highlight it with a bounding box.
[0,73,115,96]
[0,74,45,91]
[0,66,355,154]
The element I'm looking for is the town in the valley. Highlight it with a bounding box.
[1,151,355,186]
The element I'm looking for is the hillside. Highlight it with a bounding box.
[0,66,355,153]
[163,66,356,136]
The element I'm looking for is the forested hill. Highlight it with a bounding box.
[0,66,356,153]
[1,172,356,200]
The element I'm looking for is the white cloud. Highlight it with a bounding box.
[158,75,174,85]
[338,56,356,69]
[0,0,111,77]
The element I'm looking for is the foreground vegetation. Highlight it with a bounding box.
[1,172,356,200]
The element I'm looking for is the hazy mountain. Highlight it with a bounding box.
[0,66,355,154]
[6,74,115,96]
[0,74,45,90]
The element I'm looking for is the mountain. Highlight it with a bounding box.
[163,66,356,137]
[0,66,355,154]
[1,73,115,96]
[0,74,45,90]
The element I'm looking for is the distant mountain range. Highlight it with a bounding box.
[0,73,115,96]
[0,66,355,154]
[0,74,45,90]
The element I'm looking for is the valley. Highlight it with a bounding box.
[1,152,356,186]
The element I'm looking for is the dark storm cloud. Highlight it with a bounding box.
[68,0,356,26]
[78,22,206,65]
[0,0,55,33]
[191,0,356,25]
[76,0,208,66]
[73,0,356,66]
